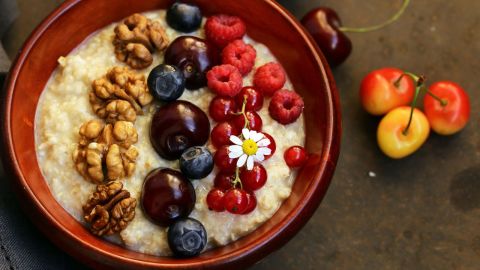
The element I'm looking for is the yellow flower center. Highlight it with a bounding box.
[242,139,258,155]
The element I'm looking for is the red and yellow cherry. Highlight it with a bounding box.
[360,68,415,116]
[284,146,308,167]
[377,106,430,159]
[301,7,352,67]
[423,81,470,135]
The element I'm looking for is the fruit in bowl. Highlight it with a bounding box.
[2,0,340,268]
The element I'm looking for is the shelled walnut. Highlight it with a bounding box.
[83,181,136,236]
[73,120,139,183]
[90,66,153,122]
[113,13,169,69]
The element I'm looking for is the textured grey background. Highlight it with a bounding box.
[1,0,480,269]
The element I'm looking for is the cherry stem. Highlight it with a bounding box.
[339,0,410,33]
[402,74,425,135]
[231,167,243,189]
[424,88,448,106]
[240,96,250,130]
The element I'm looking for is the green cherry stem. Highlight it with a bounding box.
[402,75,425,135]
[424,87,448,107]
[231,167,243,189]
[339,0,410,33]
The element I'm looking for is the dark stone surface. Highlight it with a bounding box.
[2,0,480,269]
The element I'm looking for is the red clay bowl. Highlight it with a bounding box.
[1,0,341,269]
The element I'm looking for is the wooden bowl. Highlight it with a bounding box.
[1,0,341,269]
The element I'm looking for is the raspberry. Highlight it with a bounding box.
[222,40,256,76]
[268,89,304,125]
[207,64,243,97]
[253,62,286,96]
[205,15,247,48]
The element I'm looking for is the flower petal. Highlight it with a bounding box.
[228,145,243,158]
[257,147,272,156]
[254,152,265,162]
[242,128,250,139]
[247,156,254,170]
[251,132,264,142]
[230,135,243,145]
[257,138,270,147]
[237,154,247,167]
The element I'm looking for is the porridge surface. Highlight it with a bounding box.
[35,10,305,256]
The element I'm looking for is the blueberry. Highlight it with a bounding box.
[168,218,207,257]
[147,64,185,102]
[167,2,203,33]
[179,146,213,179]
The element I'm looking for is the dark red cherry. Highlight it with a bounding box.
[150,101,210,160]
[141,168,195,227]
[301,7,352,67]
[209,96,237,122]
[164,36,219,90]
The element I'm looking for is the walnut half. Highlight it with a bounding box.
[90,67,153,122]
[113,13,169,69]
[73,120,139,183]
[83,181,136,236]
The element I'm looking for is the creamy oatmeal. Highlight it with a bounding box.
[35,10,305,256]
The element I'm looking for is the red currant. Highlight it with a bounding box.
[232,111,262,131]
[241,191,257,215]
[211,122,239,149]
[284,146,307,168]
[224,188,248,214]
[214,145,236,173]
[206,188,226,212]
[262,132,276,160]
[214,171,235,190]
[209,96,237,122]
[240,163,267,191]
[235,87,264,111]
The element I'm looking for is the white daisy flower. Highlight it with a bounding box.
[228,128,272,170]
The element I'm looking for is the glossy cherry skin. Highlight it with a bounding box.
[206,188,226,212]
[423,81,470,135]
[241,192,257,215]
[214,145,237,173]
[262,132,276,160]
[224,188,248,214]
[360,68,415,116]
[209,96,237,122]
[377,107,430,159]
[164,36,219,90]
[211,122,239,148]
[240,163,267,191]
[235,87,264,111]
[232,111,262,131]
[214,171,235,190]
[301,7,352,67]
[284,146,308,168]
[150,100,210,160]
[141,168,196,227]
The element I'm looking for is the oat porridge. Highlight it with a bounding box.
[35,3,305,257]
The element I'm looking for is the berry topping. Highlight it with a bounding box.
[150,101,210,160]
[235,87,264,112]
[232,111,262,131]
[253,62,286,96]
[147,64,185,102]
[224,188,248,214]
[167,218,207,257]
[141,168,195,227]
[206,188,226,212]
[222,40,256,76]
[211,122,239,148]
[284,146,308,168]
[214,171,235,190]
[268,89,304,125]
[166,2,203,33]
[164,36,218,90]
[205,15,246,48]
[179,146,214,179]
[261,132,276,160]
[241,191,257,215]
[207,64,243,97]
[240,163,267,191]
[209,96,237,122]
[214,145,237,173]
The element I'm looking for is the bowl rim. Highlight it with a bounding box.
[1,0,342,268]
